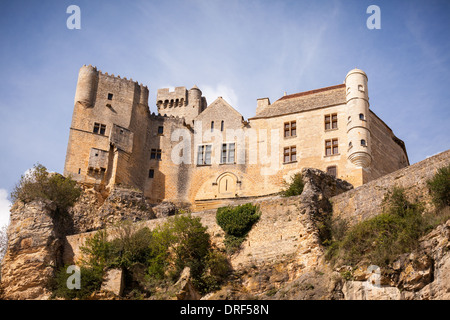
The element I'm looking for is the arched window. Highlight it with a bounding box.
[361,139,367,146]
[359,113,365,121]
[211,121,214,132]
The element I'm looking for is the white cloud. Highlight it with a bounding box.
[201,84,239,112]
[0,189,12,228]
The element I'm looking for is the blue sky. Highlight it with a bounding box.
[0,0,449,227]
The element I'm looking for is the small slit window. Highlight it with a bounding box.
[361,139,367,147]
[148,169,154,179]
[359,113,365,121]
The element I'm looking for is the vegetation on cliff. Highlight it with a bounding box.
[325,166,450,268]
[280,173,304,197]
[427,164,450,207]
[10,163,81,213]
[216,203,260,254]
[53,215,230,299]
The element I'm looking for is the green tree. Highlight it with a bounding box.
[10,163,81,213]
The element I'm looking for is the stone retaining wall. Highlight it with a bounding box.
[331,149,450,226]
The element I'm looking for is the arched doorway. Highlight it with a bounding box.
[217,172,238,198]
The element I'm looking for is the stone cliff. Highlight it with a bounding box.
[1,150,449,300]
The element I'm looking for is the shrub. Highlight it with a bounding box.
[427,165,450,207]
[280,173,304,197]
[325,187,425,267]
[216,203,260,254]
[57,215,230,298]
[10,163,81,213]
[52,265,103,300]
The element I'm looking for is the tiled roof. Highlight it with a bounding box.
[250,84,346,119]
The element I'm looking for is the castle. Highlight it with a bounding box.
[64,66,409,210]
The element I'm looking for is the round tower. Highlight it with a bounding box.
[188,85,202,107]
[345,68,372,168]
[74,65,99,107]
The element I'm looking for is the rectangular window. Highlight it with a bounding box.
[197,145,212,165]
[151,149,162,160]
[148,169,154,179]
[327,166,337,177]
[158,126,164,134]
[221,143,236,164]
[93,122,106,135]
[325,113,338,130]
[107,93,113,100]
[325,139,339,156]
[284,121,297,138]
[283,146,297,163]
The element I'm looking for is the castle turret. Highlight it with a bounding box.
[74,65,99,108]
[345,68,372,168]
[139,84,149,106]
[156,85,207,124]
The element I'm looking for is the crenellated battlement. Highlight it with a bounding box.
[82,64,148,88]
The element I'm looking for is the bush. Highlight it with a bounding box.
[10,163,81,213]
[56,215,230,298]
[427,165,450,207]
[325,187,425,267]
[52,265,103,300]
[216,203,260,254]
[280,173,304,197]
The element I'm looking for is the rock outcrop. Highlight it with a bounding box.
[0,199,63,299]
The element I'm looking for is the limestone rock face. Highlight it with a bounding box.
[69,186,155,233]
[0,199,61,300]
[173,267,201,300]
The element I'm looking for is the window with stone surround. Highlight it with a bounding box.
[327,166,337,177]
[325,139,339,156]
[221,143,235,164]
[283,146,297,163]
[197,144,212,165]
[93,122,106,135]
[284,121,296,138]
[325,113,338,130]
[150,149,162,160]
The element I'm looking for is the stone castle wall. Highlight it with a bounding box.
[331,149,450,226]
